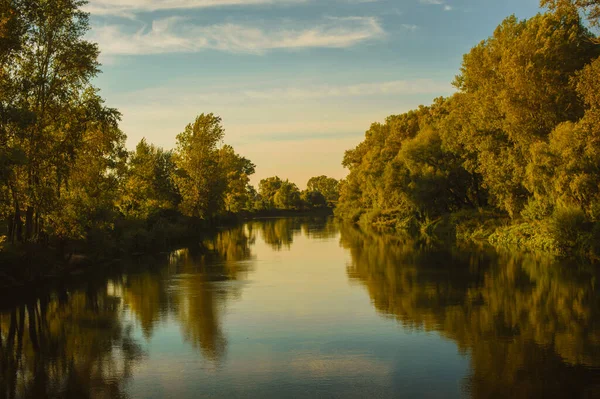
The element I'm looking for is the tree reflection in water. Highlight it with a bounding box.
[0,279,142,399]
[0,224,259,397]
[248,216,338,251]
[340,225,600,398]
[4,219,597,398]
[124,225,256,363]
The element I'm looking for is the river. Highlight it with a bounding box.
[1,217,599,398]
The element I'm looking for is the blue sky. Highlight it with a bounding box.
[87,0,541,188]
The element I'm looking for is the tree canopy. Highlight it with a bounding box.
[336,2,600,255]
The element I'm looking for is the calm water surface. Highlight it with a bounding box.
[1,217,600,398]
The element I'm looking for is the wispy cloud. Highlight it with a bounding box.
[118,78,453,105]
[91,16,385,55]
[238,79,451,100]
[419,0,452,11]
[110,76,453,142]
[108,76,454,184]
[84,0,306,17]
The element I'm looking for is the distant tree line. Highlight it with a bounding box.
[0,0,339,257]
[336,0,600,257]
[255,175,339,211]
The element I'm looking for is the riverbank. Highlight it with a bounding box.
[0,209,334,293]
[347,207,600,262]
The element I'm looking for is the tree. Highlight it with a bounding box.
[526,57,600,216]
[48,113,126,243]
[336,105,450,224]
[120,138,180,219]
[398,126,479,218]
[1,0,121,242]
[541,0,600,27]
[219,145,255,213]
[273,180,301,210]
[174,113,225,218]
[453,10,597,216]
[306,175,339,206]
[301,190,327,209]
[258,176,283,209]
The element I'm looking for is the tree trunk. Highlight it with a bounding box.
[34,211,40,238]
[25,206,34,241]
[7,213,14,243]
[14,202,23,243]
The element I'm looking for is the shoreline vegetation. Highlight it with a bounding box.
[0,0,340,286]
[2,0,600,290]
[335,0,600,261]
[0,210,332,297]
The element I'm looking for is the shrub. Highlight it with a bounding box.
[549,205,589,251]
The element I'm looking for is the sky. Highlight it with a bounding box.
[86,0,542,188]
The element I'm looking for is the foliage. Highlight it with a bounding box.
[306,175,339,206]
[336,2,600,258]
[272,180,301,210]
[173,113,226,219]
[219,145,255,213]
[0,0,121,245]
[0,1,265,263]
[119,138,180,219]
[256,175,338,211]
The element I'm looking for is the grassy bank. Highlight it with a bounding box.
[347,207,600,262]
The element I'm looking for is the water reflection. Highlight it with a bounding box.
[2,218,600,398]
[0,280,142,399]
[0,224,259,397]
[341,225,600,398]
[249,218,302,250]
[126,225,255,361]
[248,217,337,251]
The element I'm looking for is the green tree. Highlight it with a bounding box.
[258,176,283,209]
[526,57,600,218]
[1,0,121,242]
[120,138,180,219]
[174,113,226,218]
[453,10,597,216]
[398,126,479,218]
[306,175,339,206]
[47,108,126,246]
[541,0,600,26]
[301,190,327,209]
[219,145,255,213]
[273,180,302,210]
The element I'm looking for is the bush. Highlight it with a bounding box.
[549,205,589,251]
[521,198,553,221]
[489,221,558,254]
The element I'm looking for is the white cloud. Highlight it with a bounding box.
[84,0,306,17]
[419,0,452,11]
[91,16,384,55]
[238,79,451,100]
[117,78,453,105]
